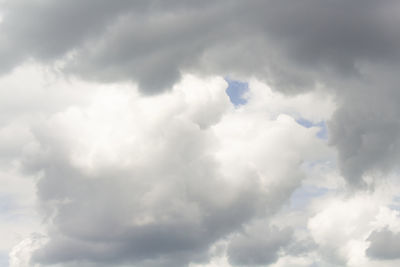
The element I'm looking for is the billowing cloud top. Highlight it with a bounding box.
[1,1,400,267]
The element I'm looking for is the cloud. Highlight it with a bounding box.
[367,228,400,260]
[328,64,400,186]
[9,233,45,267]
[1,0,400,186]
[1,0,399,90]
[306,186,400,266]
[2,1,400,265]
[227,223,292,266]
[0,71,329,267]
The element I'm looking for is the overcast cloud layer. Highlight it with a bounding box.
[1,1,400,267]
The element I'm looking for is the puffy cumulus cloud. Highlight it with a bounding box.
[1,0,400,186]
[2,67,330,267]
[307,182,400,267]
[245,79,335,123]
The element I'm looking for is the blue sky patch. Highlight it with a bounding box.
[290,185,330,210]
[296,118,328,140]
[0,194,15,214]
[0,253,8,267]
[389,195,400,211]
[225,78,249,107]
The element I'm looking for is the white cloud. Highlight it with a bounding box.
[308,184,400,266]
[246,79,336,123]
[0,64,336,266]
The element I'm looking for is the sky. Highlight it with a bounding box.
[1,1,400,266]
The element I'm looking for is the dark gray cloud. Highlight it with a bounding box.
[227,223,292,266]
[1,0,399,91]
[366,228,400,260]
[328,65,400,186]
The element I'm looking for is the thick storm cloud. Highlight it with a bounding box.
[1,0,399,88]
